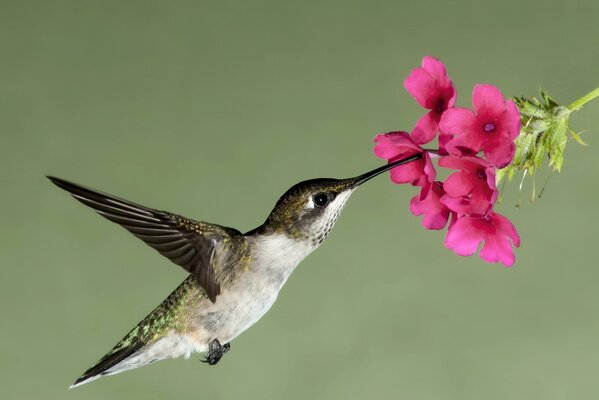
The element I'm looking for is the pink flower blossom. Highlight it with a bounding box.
[440,84,521,167]
[410,181,450,230]
[438,156,498,216]
[444,212,520,266]
[373,131,435,186]
[371,56,522,266]
[404,56,456,145]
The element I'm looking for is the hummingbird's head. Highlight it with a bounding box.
[254,154,421,245]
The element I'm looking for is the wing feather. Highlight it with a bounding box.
[48,176,242,302]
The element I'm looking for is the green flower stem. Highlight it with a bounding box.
[567,86,599,112]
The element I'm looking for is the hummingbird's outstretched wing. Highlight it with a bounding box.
[48,176,241,302]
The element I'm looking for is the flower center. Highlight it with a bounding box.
[435,98,445,112]
[483,123,496,132]
[477,169,486,179]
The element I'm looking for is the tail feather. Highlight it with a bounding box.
[70,342,145,388]
[69,276,200,388]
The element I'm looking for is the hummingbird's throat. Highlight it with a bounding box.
[308,189,353,246]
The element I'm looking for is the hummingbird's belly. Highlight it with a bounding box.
[194,271,286,346]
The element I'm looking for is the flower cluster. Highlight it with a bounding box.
[374,56,521,266]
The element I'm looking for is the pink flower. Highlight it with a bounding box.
[410,181,451,230]
[440,84,521,167]
[444,212,520,266]
[374,131,436,186]
[371,56,522,266]
[439,156,498,216]
[404,56,456,145]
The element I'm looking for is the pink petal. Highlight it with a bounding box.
[422,208,450,230]
[412,111,440,145]
[421,57,457,108]
[469,190,495,216]
[483,138,515,168]
[373,134,398,160]
[485,166,498,193]
[445,135,483,158]
[467,212,519,266]
[480,234,515,266]
[472,84,507,116]
[486,170,499,207]
[389,159,424,185]
[444,216,483,256]
[504,99,522,141]
[385,131,422,151]
[404,68,439,109]
[440,194,471,215]
[421,56,450,87]
[439,108,477,135]
[468,167,498,215]
[440,108,485,155]
[479,235,500,263]
[445,85,457,108]
[422,151,437,184]
[409,184,431,214]
[443,171,476,198]
[493,212,521,247]
[438,155,491,172]
[373,132,418,160]
[438,155,471,171]
[410,182,450,230]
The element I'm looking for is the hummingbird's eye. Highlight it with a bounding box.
[313,193,329,208]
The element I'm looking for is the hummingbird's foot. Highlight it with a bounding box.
[201,339,230,365]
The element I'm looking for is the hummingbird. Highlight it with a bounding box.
[48,154,420,388]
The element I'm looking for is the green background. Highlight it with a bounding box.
[1,1,598,399]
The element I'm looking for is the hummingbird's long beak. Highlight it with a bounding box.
[352,153,423,188]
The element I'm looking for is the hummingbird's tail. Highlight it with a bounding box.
[69,336,146,388]
[70,277,202,388]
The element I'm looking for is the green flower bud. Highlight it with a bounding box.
[496,89,594,190]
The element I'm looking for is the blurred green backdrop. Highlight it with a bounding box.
[1,1,598,399]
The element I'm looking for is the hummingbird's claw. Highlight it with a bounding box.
[201,339,230,365]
